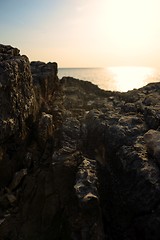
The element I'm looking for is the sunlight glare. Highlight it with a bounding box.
[92,0,160,67]
[108,67,156,92]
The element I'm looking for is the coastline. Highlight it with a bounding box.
[58,67,160,92]
[0,44,160,240]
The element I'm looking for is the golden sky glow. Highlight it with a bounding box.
[1,0,160,67]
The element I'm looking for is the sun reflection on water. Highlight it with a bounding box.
[107,66,157,92]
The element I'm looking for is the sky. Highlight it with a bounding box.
[1,0,160,67]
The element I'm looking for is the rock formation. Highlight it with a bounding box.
[0,44,160,240]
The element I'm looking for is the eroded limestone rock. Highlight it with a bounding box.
[1,44,160,240]
[144,129,160,160]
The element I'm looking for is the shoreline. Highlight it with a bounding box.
[0,44,160,240]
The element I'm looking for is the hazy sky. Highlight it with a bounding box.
[1,0,160,67]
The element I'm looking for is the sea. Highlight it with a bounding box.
[58,67,160,92]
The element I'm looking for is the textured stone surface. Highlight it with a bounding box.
[62,77,160,240]
[1,44,160,239]
[0,49,35,142]
[144,129,160,160]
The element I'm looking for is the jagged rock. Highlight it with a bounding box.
[0,44,20,60]
[144,107,160,129]
[5,193,16,205]
[0,44,62,239]
[0,48,36,142]
[37,112,55,147]
[74,158,98,203]
[144,129,160,160]
[1,44,160,240]
[9,169,27,191]
[0,45,35,187]
[31,61,59,112]
[62,77,160,240]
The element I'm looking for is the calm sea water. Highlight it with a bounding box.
[58,67,160,92]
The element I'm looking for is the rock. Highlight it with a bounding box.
[62,76,160,240]
[0,44,20,60]
[74,158,98,203]
[36,112,55,147]
[9,169,27,191]
[144,107,160,129]
[5,193,16,205]
[121,102,137,113]
[1,44,160,239]
[0,44,36,187]
[144,129,160,160]
[31,61,59,112]
[0,48,36,142]
[73,157,104,239]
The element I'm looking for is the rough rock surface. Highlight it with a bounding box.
[0,44,160,240]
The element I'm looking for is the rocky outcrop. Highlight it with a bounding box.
[1,44,160,240]
[30,61,59,112]
[0,44,36,190]
[61,77,160,240]
[0,45,61,239]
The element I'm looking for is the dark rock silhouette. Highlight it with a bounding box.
[0,44,160,240]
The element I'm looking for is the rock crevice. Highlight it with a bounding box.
[0,44,160,240]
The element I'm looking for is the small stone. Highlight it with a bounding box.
[9,169,27,191]
[6,194,16,204]
[144,129,160,160]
